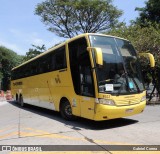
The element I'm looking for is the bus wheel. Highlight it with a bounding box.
[19,96,24,107]
[60,100,75,120]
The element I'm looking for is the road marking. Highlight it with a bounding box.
[0,126,17,133]
[20,127,89,141]
[0,132,18,139]
[0,126,131,145]
[2,127,159,154]
[20,127,130,145]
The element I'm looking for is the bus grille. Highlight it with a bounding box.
[115,98,140,106]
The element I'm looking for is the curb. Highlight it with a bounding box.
[147,101,160,105]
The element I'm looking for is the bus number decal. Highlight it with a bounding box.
[55,75,61,84]
[103,95,110,99]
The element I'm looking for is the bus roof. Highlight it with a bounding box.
[12,33,129,70]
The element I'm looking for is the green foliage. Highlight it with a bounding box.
[0,72,3,81]
[35,0,122,38]
[23,44,46,61]
[135,0,160,26]
[0,46,23,90]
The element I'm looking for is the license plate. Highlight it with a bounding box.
[126,108,134,113]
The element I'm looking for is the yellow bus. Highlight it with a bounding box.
[11,33,155,121]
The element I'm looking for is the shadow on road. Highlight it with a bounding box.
[8,101,138,131]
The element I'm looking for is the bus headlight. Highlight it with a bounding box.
[141,95,146,102]
[98,99,115,106]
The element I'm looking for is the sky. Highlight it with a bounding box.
[0,0,146,55]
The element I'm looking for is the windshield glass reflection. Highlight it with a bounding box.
[89,35,145,95]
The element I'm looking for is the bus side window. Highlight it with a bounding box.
[50,54,56,71]
[30,60,38,75]
[55,46,66,70]
[25,63,31,77]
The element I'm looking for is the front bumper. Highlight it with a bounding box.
[93,101,146,121]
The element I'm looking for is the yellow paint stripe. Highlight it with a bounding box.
[0,126,133,145]
[21,127,82,140]
[0,125,17,133]
[21,127,130,145]
[0,132,18,139]
[20,131,84,141]
[112,152,160,154]
[23,127,55,134]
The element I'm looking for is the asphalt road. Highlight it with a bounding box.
[0,100,160,153]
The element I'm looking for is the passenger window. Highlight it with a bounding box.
[54,46,66,70]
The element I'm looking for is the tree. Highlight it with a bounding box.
[0,46,23,90]
[35,0,122,38]
[23,44,46,61]
[135,0,160,26]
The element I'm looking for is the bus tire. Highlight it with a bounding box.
[60,100,76,120]
[19,96,24,107]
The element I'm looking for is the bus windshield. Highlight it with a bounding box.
[89,35,145,95]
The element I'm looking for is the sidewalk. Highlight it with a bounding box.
[0,97,6,102]
[146,95,160,105]
[147,100,160,105]
[0,100,8,106]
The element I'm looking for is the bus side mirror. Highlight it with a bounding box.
[138,53,155,68]
[87,47,103,65]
